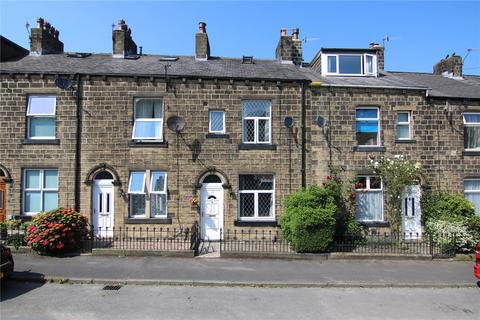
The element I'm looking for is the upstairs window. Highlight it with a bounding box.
[324,53,377,76]
[356,107,380,146]
[209,110,225,134]
[397,111,412,140]
[27,95,56,139]
[242,100,271,144]
[132,98,163,141]
[464,113,480,150]
[238,174,275,221]
[355,176,383,222]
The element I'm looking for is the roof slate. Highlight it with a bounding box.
[0,53,309,81]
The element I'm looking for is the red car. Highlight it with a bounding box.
[475,242,480,279]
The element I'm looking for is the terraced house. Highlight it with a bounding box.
[1,19,479,240]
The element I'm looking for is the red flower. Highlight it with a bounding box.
[326,176,333,180]
[42,240,49,246]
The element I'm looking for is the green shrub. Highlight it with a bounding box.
[26,208,89,255]
[425,219,476,253]
[280,185,337,253]
[423,192,475,223]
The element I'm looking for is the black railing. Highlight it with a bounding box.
[91,226,197,252]
[220,229,294,254]
[333,232,457,257]
[0,224,28,249]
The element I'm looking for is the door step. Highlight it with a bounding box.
[197,241,220,258]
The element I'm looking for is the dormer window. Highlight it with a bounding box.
[322,53,377,76]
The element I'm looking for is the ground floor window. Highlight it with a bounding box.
[464,179,480,216]
[23,169,59,216]
[128,170,167,218]
[355,176,383,221]
[238,174,275,221]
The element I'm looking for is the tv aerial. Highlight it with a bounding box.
[167,116,186,133]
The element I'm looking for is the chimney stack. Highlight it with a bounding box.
[433,54,463,78]
[369,42,384,71]
[275,27,303,65]
[112,19,137,58]
[195,22,210,60]
[29,18,64,55]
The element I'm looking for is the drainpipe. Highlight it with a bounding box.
[301,82,306,189]
[74,74,82,212]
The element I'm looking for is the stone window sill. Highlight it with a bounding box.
[125,218,172,224]
[238,144,277,151]
[395,139,416,144]
[463,151,480,156]
[21,139,60,145]
[129,141,168,148]
[234,220,277,227]
[206,133,230,139]
[353,146,386,152]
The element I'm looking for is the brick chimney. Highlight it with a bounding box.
[275,28,303,65]
[112,19,137,58]
[29,18,64,55]
[369,42,384,71]
[433,54,463,77]
[195,22,210,61]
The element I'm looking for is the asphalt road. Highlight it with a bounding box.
[11,254,477,286]
[1,281,479,320]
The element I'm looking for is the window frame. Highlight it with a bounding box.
[355,175,384,222]
[149,171,168,218]
[242,100,272,144]
[464,178,480,215]
[128,171,147,218]
[132,98,164,142]
[323,53,377,76]
[208,110,226,134]
[463,112,480,151]
[238,175,275,221]
[396,111,412,140]
[26,95,57,140]
[23,169,59,216]
[355,106,381,146]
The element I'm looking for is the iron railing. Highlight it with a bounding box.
[220,229,294,254]
[333,232,457,257]
[91,226,198,252]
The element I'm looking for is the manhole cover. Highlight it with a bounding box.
[102,285,122,291]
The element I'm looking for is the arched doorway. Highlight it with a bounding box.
[92,170,114,237]
[200,174,224,240]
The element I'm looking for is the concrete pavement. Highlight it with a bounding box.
[1,282,479,320]
[9,253,478,287]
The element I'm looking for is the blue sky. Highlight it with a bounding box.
[1,1,479,75]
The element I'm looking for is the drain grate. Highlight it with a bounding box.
[102,284,122,291]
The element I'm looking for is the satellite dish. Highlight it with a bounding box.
[315,116,326,127]
[284,116,294,128]
[167,116,186,133]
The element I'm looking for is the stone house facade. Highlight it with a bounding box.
[1,18,479,238]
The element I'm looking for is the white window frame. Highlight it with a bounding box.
[132,98,164,141]
[463,112,480,151]
[242,100,272,144]
[128,171,147,218]
[26,95,57,140]
[208,110,226,134]
[355,176,384,222]
[396,111,412,140]
[464,178,480,215]
[238,175,275,221]
[322,53,377,77]
[128,171,146,194]
[23,169,59,216]
[356,106,381,146]
[149,171,168,218]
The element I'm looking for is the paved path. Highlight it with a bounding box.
[10,254,478,287]
[1,282,479,320]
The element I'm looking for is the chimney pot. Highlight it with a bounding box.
[280,28,287,37]
[44,22,51,30]
[37,18,44,29]
[112,19,137,57]
[54,30,59,39]
[198,22,207,33]
[50,26,56,36]
[292,28,299,40]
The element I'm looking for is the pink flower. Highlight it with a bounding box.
[42,240,49,246]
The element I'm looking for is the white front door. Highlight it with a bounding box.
[402,185,422,239]
[200,183,223,240]
[93,180,114,237]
